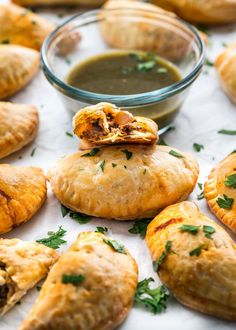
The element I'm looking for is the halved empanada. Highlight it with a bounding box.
[20,231,138,330]
[0,4,54,51]
[0,102,39,159]
[215,43,236,104]
[13,0,105,7]
[0,238,59,315]
[151,0,236,24]
[0,165,47,234]
[0,45,39,99]
[100,0,207,62]
[146,201,236,320]
[73,102,158,149]
[204,152,236,233]
[48,145,199,220]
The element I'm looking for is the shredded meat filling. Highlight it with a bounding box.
[0,284,9,308]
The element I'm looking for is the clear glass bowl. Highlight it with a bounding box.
[41,7,205,132]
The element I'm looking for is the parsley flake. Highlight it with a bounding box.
[169,150,184,158]
[134,278,170,314]
[189,244,205,257]
[224,174,236,189]
[36,226,67,249]
[95,226,108,234]
[128,219,151,239]
[218,129,236,135]
[180,224,200,235]
[137,60,156,71]
[103,238,126,254]
[197,191,205,200]
[198,183,203,190]
[193,143,204,152]
[153,241,172,271]
[112,163,117,168]
[69,211,92,224]
[30,147,36,157]
[121,149,133,160]
[216,194,234,209]
[205,59,214,67]
[61,204,70,218]
[62,274,85,286]
[203,225,216,239]
[65,131,73,137]
[99,160,106,172]
[158,138,168,146]
[81,148,100,157]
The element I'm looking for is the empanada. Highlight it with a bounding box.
[0,3,54,51]
[48,145,199,220]
[215,42,236,104]
[100,0,206,62]
[204,152,236,233]
[0,102,39,159]
[0,238,59,315]
[0,165,47,234]
[146,201,236,320]
[150,0,236,24]
[13,0,105,7]
[0,45,39,99]
[20,231,138,330]
[73,102,158,149]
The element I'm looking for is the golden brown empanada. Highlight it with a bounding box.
[204,152,236,233]
[0,238,59,315]
[73,102,158,149]
[0,102,39,159]
[20,231,138,330]
[215,42,236,104]
[13,0,105,7]
[0,3,54,51]
[150,0,236,24]
[100,0,206,62]
[146,201,236,321]
[48,145,199,220]
[0,165,47,234]
[0,45,39,99]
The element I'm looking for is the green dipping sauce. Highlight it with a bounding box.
[66,51,181,95]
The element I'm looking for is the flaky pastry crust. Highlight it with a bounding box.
[48,145,199,220]
[0,165,47,234]
[0,102,39,159]
[146,201,236,320]
[13,0,105,7]
[73,102,158,149]
[0,238,59,315]
[0,45,39,99]
[20,231,138,330]
[204,152,236,233]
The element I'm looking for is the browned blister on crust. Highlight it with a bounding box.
[0,165,47,234]
[146,201,236,321]
[20,231,138,330]
[73,102,158,149]
[204,152,236,233]
[0,102,39,159]
[0,238,59,315]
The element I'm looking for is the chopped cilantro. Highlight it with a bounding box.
[62,274,85,286]
[81,148,100,157]
[169,150,184,158]
[193,143,204,152]
[153,241,172,271]
[36,226,67,249]
[224,174,236,189]
[216,194,234,209]
[179,224,200,235]
[128,219,151,239]
[203,225,216,239]
[121,149,133,160]
[95,226,108,234]
[103,238,126,254]
[189,244,205,257]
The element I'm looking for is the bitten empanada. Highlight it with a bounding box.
[146,201,236,320]
[0,102,39,159]
[48,145,199,220]
[73,102,158,149]
[13,0,105,7]
[0,165,47,234]
[204,152,236,233]
[215,43,236,104]
[0,45,39,99]
[151,0,236,24]
[0,238,59,315]
[20,231,138,330]
[100,0,206,62]
[0,4,54,51]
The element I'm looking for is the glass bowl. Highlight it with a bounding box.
[41,7,205,132]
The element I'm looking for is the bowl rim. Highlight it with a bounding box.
[41,7,206,106]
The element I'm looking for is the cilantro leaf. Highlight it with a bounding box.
[69,211,92,224]
[193,143,204,152]
[65,132,73,137]
[189,244,205,256]
[61,204,70,218]
[169,150,184,158]
[81,148,100,157]
[30,147,36,157]
[134,278,170,314]
[62,274,85,286]
[137,60,156,72]
[99,160,106,172]
[224,174,236,189]
[198,183,203,190]
[153,241,172,271]
[121,149,133,160]
[95,226,108,234]
[112,163,117,168]
[36,226,67,249]
[179,224,200,235]
[103,238,126,254]
[203,225,216,239]
[128,219,151,239]
[197,191,204,200]
[218,129,236,135]
[216,194,234,209]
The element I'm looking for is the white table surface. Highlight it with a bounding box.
[0,1,236,329]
